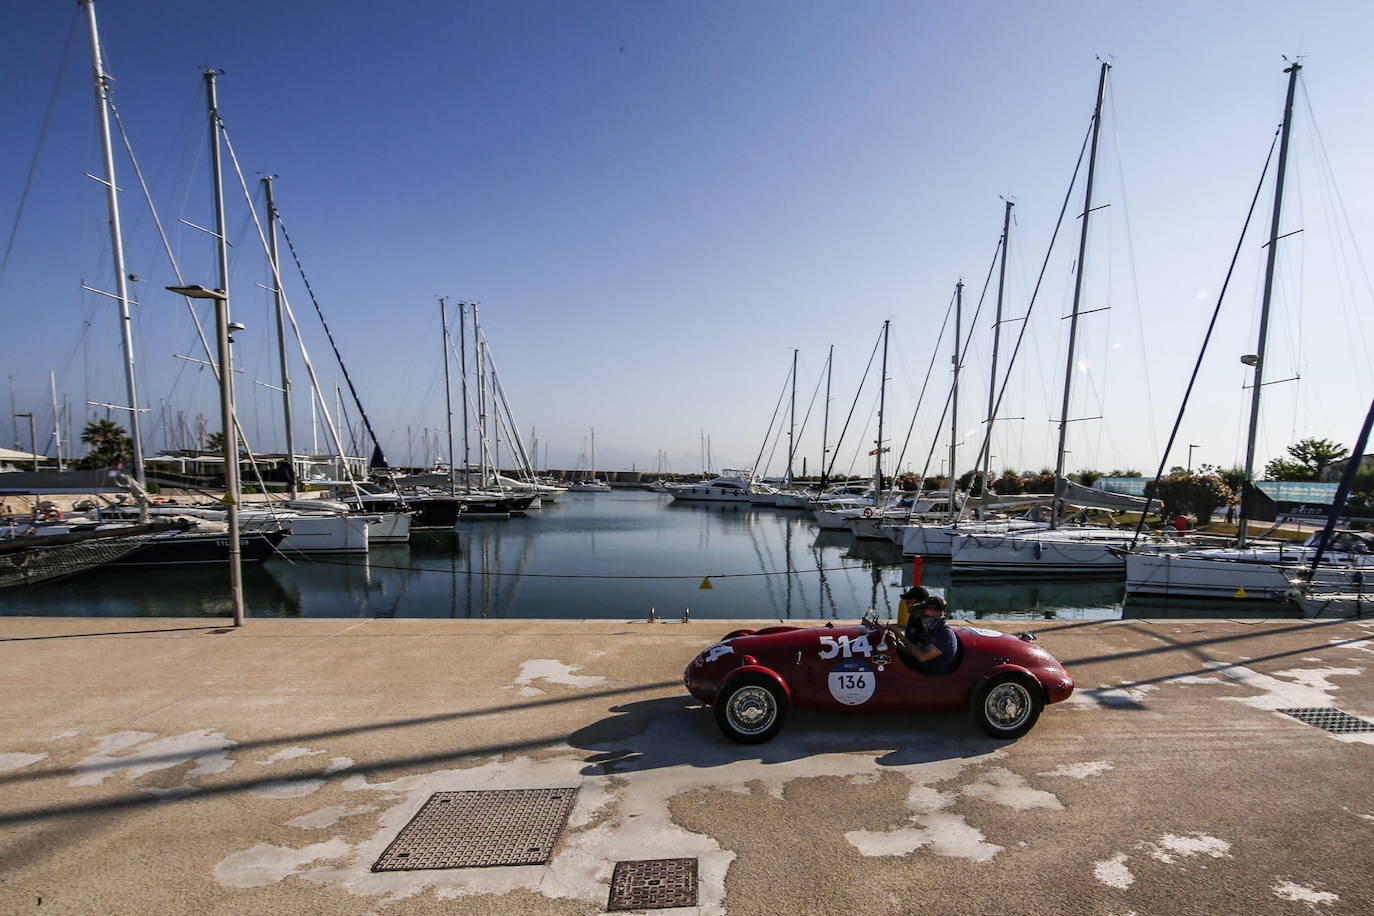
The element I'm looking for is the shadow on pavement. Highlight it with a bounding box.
[566,695,1005,778]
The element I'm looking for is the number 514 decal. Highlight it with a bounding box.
[818,633,872,659]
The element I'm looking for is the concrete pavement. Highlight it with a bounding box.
[1,614,1372,915]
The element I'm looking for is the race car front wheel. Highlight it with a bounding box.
[972,674,1043,739]
[715,678,787,744]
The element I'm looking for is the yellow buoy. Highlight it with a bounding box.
[699,577,713,590]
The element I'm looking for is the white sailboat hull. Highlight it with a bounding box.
[814,508,862,530]
[951,528,1132,574]
[902,520,1046,558]
[1124,550,1370,601]
[366,512,411,543]
[242,512,372,555]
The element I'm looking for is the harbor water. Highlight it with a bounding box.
[0,490,1130,620]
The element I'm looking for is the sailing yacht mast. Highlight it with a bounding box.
[949,281,963,517]
[1238,62,1302,548]
[820,345,832,491]
[874,320,890,505]
[786,348,798,487]
[458,302,472,494]
[1051,61,1110,529]
[49,371,64,471]
[980,200,1013,507]
[440,298,457,492]
[473,304,488,488]
[262,176,297,499]
[81,0,144,487]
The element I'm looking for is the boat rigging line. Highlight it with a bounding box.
[823,326,884,483]
[1127,111,1282,544]
[219,119,364,499]
[275,209,388,469]
[0,7,80,293]
[952,100,1096,525]
[889,289,953,480]
[750,362,794,480]
[909,232,1003,501]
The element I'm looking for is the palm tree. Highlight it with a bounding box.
[204,431,225,453]
[79,419,132,468]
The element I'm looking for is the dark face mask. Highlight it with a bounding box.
[917,613,943,636]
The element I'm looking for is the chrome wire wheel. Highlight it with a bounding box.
[984,681,1033,731]
[726,685,778,736]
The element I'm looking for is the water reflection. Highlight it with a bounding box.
[0,562,298,618]
[1122,594,1300,619]
[0,492,1126,620]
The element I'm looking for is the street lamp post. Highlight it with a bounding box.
[14,413,37,470]
[167,284,243,627]
[1188,444,1199,475]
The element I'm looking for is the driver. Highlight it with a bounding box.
[899,587,959,676]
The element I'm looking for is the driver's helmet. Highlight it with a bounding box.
[899,586,930,604]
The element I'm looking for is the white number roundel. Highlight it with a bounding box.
[827,659,875,706]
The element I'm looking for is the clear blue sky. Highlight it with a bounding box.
[2,1,1371,479]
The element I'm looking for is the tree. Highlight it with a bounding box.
[1199,463,1246,495]
[205,431,225,453]
[1351,465,1374,509]
[956,470,986,496]
[1262,457,1309,481]
[1144,474,1234,523]
[1264,437,1349,481]
[78,419,131,469]
[1071,468,1103,488]
[996,470,1025,495]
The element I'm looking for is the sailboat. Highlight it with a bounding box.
[1124,62,1374,602]
[817,321,913,531]
[38,1,286,571]
[257,176,408,545]
[394,300,539,523]
[948,61,1160,575]
[892,209,1047,555]
[156,72,375,555]
[773,346,829,509]
[567,429,611,491]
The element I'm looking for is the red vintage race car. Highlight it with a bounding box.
[684,612,1074,743]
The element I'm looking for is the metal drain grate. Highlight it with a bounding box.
[1278,707,1374,734]
[371,787,578,871]
[608,858,698,911]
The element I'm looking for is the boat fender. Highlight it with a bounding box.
[1034,541,1043,559]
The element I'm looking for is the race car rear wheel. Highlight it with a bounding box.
[715,678,786,744]
[972,674,1042,739]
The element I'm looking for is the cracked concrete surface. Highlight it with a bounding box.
[1,616,1371,914]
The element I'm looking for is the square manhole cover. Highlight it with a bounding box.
[371,788,578,871]
[608,858,698,911]
[1278,707,1374,734]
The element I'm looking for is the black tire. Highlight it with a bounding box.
[714,677,787,744]
[972,674,1043,739]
